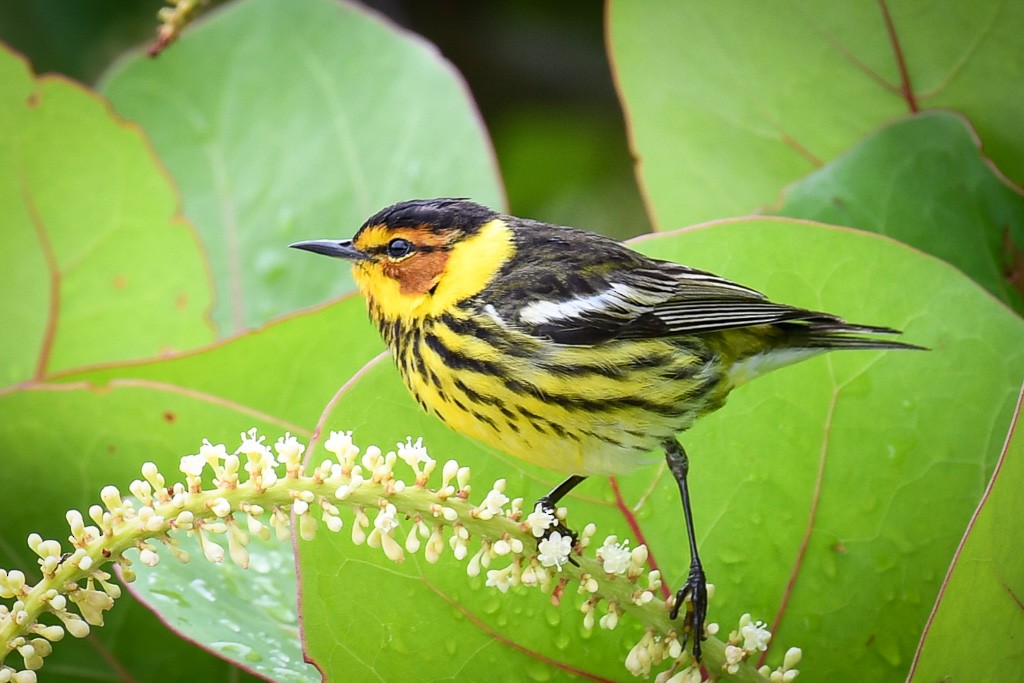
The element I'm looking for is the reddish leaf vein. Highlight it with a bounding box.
[307,350,391,459]
[12,379,310,436]
[759,389,838,667]
[879,0,919,112]
[21,171,60,380]
[421,577,615,682]
[1005,582,1024,613]
[608,476,671,601]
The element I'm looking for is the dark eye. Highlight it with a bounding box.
[386,238,414,259]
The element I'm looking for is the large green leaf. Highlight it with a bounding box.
[56,295,383,430]
[297,220,1024,681]
[907,386,1024,682]
[127,525,319,683]
[0,42,233,680]
[0,44,213,384]
[100,0,504,336]
[608,1,1024,228]
[0,296,384,681]
[774,111,1024,312]
[1,30,377,680]
[0,385,276,682]
[628,221,1022,680]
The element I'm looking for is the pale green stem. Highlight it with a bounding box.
[2,468,770,681]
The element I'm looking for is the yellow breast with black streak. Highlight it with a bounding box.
[388,307,724,476]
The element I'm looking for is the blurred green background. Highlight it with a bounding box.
[0,0,649,239]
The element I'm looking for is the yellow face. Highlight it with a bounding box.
[349,218,516,321]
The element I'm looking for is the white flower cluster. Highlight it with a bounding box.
[720,611,802,682]
[613,580,712,680]
[0,429,802,682]
[0,430,530,681]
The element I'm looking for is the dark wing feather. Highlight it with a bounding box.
[489,219,907,347]
[514,259,807,344]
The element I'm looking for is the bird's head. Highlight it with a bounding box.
[291,198,514,320]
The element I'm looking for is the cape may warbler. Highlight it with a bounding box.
[292,198,918,658]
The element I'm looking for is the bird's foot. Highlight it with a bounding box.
[532,496,579,566]
[670,564,708,662]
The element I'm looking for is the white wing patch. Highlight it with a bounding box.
[483,303,510,328]
[518,283,653,325]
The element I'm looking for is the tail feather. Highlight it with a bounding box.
[797,318,926,351]
[727,318,923,386]
[800,333,926,351]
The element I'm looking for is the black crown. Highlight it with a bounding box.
[362,198,497,235]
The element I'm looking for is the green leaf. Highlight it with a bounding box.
[1,296,381,678]
[0,44,213,384]
[0,38,271,682]
[298,220,1024,681]
[0,386,272,682]
[57,295,384,430]
[128,524,319,683]
[38,601,257,683]
[100,0,504,336]
[628,221,1023,680]
[774,112,1024,312]
[907,386,1024,682]
[4,295,384,560]
[0,296,382,679]
[608,1,1024,227]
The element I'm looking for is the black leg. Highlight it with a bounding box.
[539,474,587,507]
[664,439,708,662]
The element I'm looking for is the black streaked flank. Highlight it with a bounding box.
[535,359,625,379]
[577,427,628,451]
[516,405,544,422]
[423,330,505,377]
[471,409,500,432]
[441,311,534,357]
[453,377,509,414]
[548,421,569,439]
[502,375,691,418]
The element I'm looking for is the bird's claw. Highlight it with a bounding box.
[670,565,708,662]
[534,496,580,566]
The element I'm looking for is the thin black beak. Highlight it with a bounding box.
[289,239,369,261]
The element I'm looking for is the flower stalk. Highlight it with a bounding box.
[148,0,209,56]
[0,430,797,682]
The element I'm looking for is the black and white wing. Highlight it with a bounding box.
[513,261,833,345]
[487,220,904,347]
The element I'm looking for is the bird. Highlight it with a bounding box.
[290,197,920,660]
